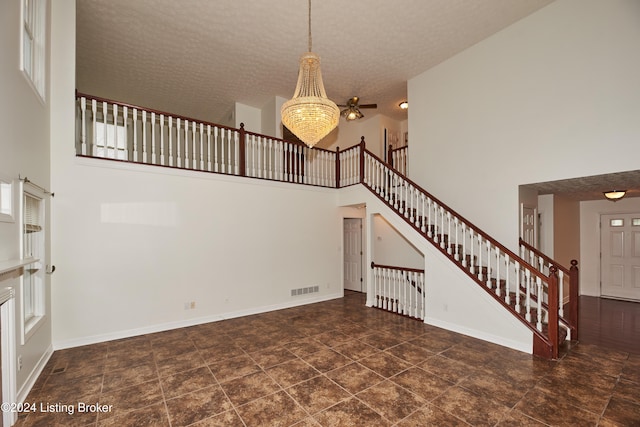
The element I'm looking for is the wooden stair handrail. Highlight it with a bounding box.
[360,146,564,357]
[519,238,579,339]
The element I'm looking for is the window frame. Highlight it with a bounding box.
[20,0,47,102]
[20,181,47,343]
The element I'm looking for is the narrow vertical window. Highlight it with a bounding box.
[22,183,46,341]
[21,0,47,100]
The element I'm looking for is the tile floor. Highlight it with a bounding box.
[14,291,640,426]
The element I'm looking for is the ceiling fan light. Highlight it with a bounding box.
[604,190,626,201]
[399,101,408,109]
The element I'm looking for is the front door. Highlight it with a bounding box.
[601,213,640,301]
[343,218,363,292]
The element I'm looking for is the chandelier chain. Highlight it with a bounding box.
[308,0,312,52]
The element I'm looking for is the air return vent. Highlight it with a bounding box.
[291,286,319,297]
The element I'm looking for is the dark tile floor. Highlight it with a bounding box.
[15,291,640,426]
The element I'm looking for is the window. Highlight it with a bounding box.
[95,121,128,160]
[633,218,640,227]
[21,0,47,100]
[610,219,624,227]
[0,178,13,222]
[21,183,46,341]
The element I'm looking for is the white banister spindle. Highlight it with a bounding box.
[478,235,484,280]
[505,254,511,304]
[469,229,475,274]
[486,239,492,287]
[151,112,158,164]
[494,248,501,295]
[515,261,522,312]
[454,218,460,261]
[439,206,446,248]
[160,114,165,165]
[446,212,452,254]
[168,116,174,167]
[206,125,212,171]
[132,108,138,162]
[80,97,87,155]
[525,269,532,322]
[558,270,565,317]
[199,123,204,170]
[461,224,467,267]
[113,103,118,158]
[191,121,197,170]
[176,118,182,168]
[219,127,225,173]
[183,119,190,169]
[101,101,107,157]
[142,110,148,163]
[123,106,129,161]
[536,276,543,331]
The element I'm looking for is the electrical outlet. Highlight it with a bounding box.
[190,301,196,309]
[18,355,23,371]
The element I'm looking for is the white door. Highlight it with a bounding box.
[601,213,640,301]
[521,204,537,248]
[344,218,363,292]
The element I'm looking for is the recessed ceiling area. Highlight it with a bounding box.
[521,170,640,202]
[75,0,554,125]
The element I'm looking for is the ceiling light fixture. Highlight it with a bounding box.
[604,190,626,202]
[280,0,339,148]
[399,101,408,110]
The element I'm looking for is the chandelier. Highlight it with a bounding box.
[281,0,339,148]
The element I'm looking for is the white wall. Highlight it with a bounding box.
[51,158,342,347]
[0,0,58,402]
[538,194,554,257]
[579,197,640,296]
[373,215,423,270]
[338,185,533,353]
[234,102,261,134]
[408,0,640,252]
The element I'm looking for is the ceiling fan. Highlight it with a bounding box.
[338,96,377,121]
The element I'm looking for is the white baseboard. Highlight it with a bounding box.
[53,292,343,350]
[17,344,54,403]
[424,316,533,354]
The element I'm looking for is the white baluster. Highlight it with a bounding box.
[514,261,521,312]
[461,224,467,267]
[536,276,543,331]
[142,110,148,163]
[199,123,204,170]
[478,235,483,280]
[213,126,219,172]
[525,269,532,322]
[191,121,197,170]
[132,108,138,162]
[168,116,174,167]
[447,212,452,254]
[123,106,129,161]
[160,115,165,165]
[486,240,492,287]
[206,125,212,171]
[150,111,156,164]
[440,207,446,249]
[505,254,511,304]
[80,97,87,155]
[454,217,460,261]
[113,104,119,159]
[176,118,181,168]
[91,99,97,156]
[558,270,565,317]
[469,229,475,274]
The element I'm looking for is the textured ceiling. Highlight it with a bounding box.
[522,170,640,202]
[76,0,554,125]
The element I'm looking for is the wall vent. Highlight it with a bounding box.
[291,285,320,297]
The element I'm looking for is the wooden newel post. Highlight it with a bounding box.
[359,136,366,184]
[569,259,579,339]
[335,146,340,188]
[239,123,246,177]
[548,265,559,359]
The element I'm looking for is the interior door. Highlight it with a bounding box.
[521,204,537,248]
[601,213,640,301]
[343,218,363,292]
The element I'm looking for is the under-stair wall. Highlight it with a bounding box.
[339,185,534,354]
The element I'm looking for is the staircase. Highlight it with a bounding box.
[75,92,578,359]
[337,140,579,359]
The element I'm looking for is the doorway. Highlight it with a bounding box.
[343,218,363,292]
[600,213,640,301]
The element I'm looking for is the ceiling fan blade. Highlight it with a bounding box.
[359,103,377,109]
